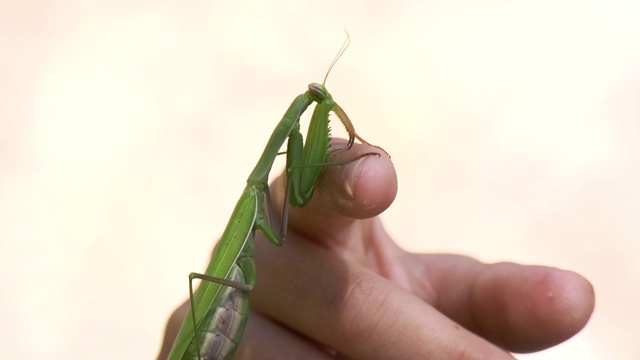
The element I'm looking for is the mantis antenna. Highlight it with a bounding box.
[323,30,351,86]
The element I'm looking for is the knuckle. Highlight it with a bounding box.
[334,273,393,344]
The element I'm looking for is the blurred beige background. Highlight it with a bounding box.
[1,1,638,359]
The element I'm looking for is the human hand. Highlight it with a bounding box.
[158,139,594,360]
[238,140,594,359]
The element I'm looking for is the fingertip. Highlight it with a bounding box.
[322,141,397,219]
[536,268,595,340]
[276,138,396,244]
[474,263,595,352]
[345,150,397,219]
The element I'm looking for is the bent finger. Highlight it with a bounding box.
[253,233,516,360]
[420,255,595,352]
[271,138,397,246]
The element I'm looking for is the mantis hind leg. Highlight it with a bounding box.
[188,272,253,293]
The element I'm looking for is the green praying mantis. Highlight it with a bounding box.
[167,33,385,360]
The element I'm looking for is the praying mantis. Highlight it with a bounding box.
[167,33,384,360]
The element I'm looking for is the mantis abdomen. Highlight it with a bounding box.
[197,272,249,359]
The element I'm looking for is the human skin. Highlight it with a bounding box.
[158,140,594,359]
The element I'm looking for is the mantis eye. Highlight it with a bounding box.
[308,83,329,101]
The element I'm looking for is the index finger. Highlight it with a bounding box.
[271,139,397,247]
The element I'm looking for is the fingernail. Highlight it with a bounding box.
[343,157,366,200]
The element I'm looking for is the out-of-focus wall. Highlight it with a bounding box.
[1,1,638,359]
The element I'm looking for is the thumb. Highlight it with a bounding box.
[271,138,397,246]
